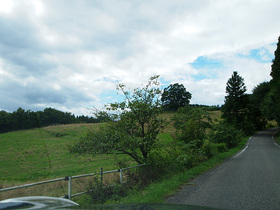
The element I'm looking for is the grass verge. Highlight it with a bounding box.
[115,136,249,204]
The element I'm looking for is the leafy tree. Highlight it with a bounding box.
[70,75,166,164]
[249,82,271,130]
[173,106,212,143]
[161,83,191,110]
[222,71,248,126]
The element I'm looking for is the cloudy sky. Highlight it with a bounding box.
[0,0,279,116]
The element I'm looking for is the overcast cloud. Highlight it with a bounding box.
[0,0,279,115]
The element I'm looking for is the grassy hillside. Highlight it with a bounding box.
[0,110,222,200]
[0,123,134,183]
[0,111,221,182]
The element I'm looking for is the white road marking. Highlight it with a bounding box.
[233,137,252,158]
[274,142,280,148]
[233,145,248,158]
[272,130,280,148]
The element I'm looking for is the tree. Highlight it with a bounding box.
[270,36,280,84]
[161,83,191,110]
[222,71,248,126]
[269,36,280,124]
[249,82,271,130]
[70,75,166,164]
[173,106,212,143]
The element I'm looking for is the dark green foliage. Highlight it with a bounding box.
[142,147,182,179]
[175,140,207,169]
[270,36,280,83]
[208,120,244,148]
[53,132,68,137]
[268,36,280,124]
[0,107,100,133]
[249,82,270,129]
[87,178,127,204]
[222,71,248,126]
[173,106,212,143]
[161,83,191,110]
[202,140,228,158]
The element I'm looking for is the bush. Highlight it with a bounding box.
[175,140,208,169]
[208,120,244,148]
[216,143,228,152]
[173,107,212,143]
[202,140,228,158]
[175,154,198,169]
[142,147,183,180]
[87,177,127,204]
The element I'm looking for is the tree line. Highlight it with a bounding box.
[221,36,280,134]
[0,107,100,133]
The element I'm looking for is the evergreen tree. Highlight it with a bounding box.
[269,36,280,124]
[270,36,280,84]
[222,71,248,127]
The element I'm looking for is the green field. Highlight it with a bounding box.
[0,111,222,201]
[0,123,138,198]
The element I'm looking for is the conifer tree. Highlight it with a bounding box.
[268,36,280,124]
[222,71,248,126]
[270,36,280,84]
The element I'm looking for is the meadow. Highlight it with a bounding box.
[0,111,221,201]
[0,123,138,200]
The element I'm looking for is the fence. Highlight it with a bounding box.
[0,164,145,200]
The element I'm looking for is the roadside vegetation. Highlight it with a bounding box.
[1,36,280,206]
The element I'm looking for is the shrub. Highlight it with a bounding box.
[202,140,218,158]
[175,154,197,169]
[208,120,244,148]
[142,146,183,180]
[87,177,127,204]
[175,140,208,169]
[173,107,212,143]
[216,142,228,152]
[202,140,228,158]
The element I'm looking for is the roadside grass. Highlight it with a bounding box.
[115,136,249,204]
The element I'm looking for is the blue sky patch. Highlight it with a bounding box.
[239,47,274,63]
[190,56,223,81]
[191,56,224,70]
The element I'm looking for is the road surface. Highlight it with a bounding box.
[166,128,280,209]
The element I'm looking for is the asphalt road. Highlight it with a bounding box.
[166,128,280,209]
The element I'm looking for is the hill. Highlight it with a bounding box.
[0,110,222,200]
[0,123,133,184]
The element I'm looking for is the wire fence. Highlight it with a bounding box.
[0,164,145,200]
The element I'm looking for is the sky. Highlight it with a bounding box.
[0,0,279,116]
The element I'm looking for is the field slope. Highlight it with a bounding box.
[0,123,133,184]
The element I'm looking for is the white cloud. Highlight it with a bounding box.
[0,0,279,115]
